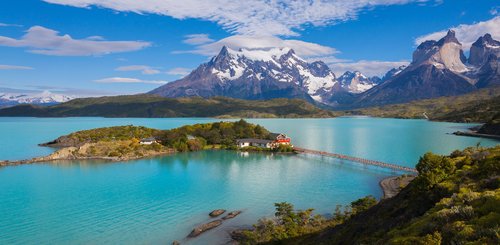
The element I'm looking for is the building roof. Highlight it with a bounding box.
[236,138,273,144]
[269,133,287,139]
[141,137,157,142]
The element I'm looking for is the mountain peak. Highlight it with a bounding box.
[437,29,460,46]
[472,33,500,47]
[338,70,378,94]
[150,46,339,104]
[469,33,500,66]
[413,30,467,73]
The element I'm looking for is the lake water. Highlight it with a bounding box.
[0,117,497,244]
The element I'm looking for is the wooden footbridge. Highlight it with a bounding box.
[293,147,418,173]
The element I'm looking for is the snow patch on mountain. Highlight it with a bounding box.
[0,91,73,106]
[207,46,338,102]
[338,71,380,94]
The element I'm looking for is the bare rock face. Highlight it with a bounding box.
[412,30,468,73]
[469,34,500,67]
[209,209,226,217]
[222,211,242,220]
[188,220,223,238]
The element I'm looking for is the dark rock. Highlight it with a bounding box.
[172,241,180,245]
[209,209,226,217]
[230,229,250,241]
[188,220,223,238]
[222,211,242,220]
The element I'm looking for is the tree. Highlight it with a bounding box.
[351,195,377,214]
[416,153,455,189]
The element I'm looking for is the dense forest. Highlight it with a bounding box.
[234,145,500,244]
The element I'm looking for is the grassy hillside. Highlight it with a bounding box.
[351,87,500,123]
[235,145,500,244]
[0,95,338,118]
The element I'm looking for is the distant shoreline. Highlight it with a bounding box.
[453,130,500,141]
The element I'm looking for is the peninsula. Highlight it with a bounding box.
[0,120,293,167]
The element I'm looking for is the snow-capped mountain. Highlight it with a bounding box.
[338,71,381,94]
[381,65,407,82]
[150,46,340,103]
[0,91,73,107]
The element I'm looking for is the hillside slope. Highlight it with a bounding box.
[353,87,500,123]
[234,146,500,244]
[294,145,500,244]
[0,95,338,118]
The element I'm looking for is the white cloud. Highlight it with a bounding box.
[0,65,34,70]
[183,34,214,45]
[328,60,410,77]
[415,16,500,50]
[180,35,338,58]
[116,65,160,75]
[94,77,167,85]
[166,67,191,77]
[0,26,151,56]
[44,0,431,36]
[490,6,499,16]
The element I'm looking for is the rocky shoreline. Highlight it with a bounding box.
[453,130,500,140]
[379,175,415,199]
[0,144,175,167]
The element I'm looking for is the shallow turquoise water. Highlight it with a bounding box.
[0,117,497,244]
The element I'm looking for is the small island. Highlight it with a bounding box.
[0,119,294,166]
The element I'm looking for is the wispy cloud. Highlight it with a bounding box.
[116,65,160,75]
[0,26,151,56]
[415,16,500,50]
[0,64,34,70]
[490,6,499,16]
[166,67,191,77]
[183,34,214,45]
[44,0,434,36]
[0,23,22,27]
[329,60,410,77]
[94,77,167,85]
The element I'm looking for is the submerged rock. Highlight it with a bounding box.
[222,211,242,220]
[188,220,223,237]
[172,241,180,245]
[209,209,226,217]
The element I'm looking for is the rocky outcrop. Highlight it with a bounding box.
[469,34,500,67]
[209,209,226,217]
[222,211,242,220]
[188,220,223,237]
[412,30,468,73]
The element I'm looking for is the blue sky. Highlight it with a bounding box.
[0,0,498,96]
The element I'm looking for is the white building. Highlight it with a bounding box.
[140,137,157,145]
[236,138,273,148]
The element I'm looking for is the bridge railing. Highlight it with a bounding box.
[293,147,418,173]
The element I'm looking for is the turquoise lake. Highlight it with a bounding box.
[0,117,498,244]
